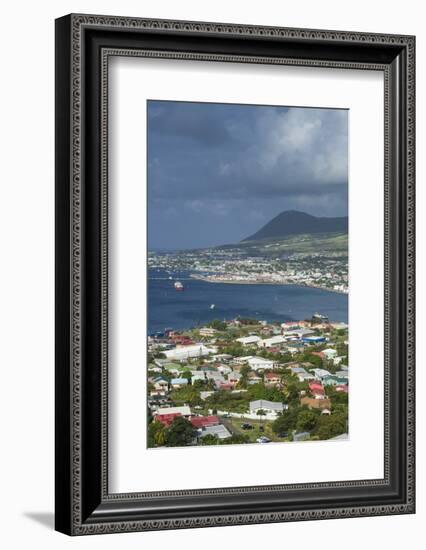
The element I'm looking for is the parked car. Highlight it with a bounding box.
[256,436,271,443]
[241,423,254,430]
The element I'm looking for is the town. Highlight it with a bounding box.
[148,245,348,294]
[147,313,349,448]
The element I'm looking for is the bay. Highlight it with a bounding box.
[148,269,348,334]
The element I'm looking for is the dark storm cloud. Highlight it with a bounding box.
[147,100,348,249]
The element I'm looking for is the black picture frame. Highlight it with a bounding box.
[55,13,415,535]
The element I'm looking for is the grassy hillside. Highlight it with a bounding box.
[217,232,348,257]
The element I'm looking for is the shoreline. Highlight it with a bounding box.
[189,274,348,295]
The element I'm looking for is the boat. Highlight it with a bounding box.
[174,281,184,291]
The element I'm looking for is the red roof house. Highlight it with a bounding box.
[264,372,281,384]
[190,416,220,429]
[309,382,325,396]
[156,413,181,427]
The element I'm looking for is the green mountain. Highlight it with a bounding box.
[242,210,348,242]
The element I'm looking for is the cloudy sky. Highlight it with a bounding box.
[147,100,348,250]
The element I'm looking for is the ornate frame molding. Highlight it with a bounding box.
[55,14,415,535]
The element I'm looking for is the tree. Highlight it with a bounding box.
[180,370,192,384]
[170,385,201,406]
[200,434,219,445]
[316,413,347,440]
[208,319,227,331]
[295,410,317,433]
[272,408,299,435]
[147,420,168,447]
[166,417,195,447]
[302,353,323,367]
[219,433,250,445]
[256,408,267,427]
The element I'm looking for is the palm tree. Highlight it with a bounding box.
[256,408,267,431]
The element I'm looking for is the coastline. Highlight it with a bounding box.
[189,273,348,295]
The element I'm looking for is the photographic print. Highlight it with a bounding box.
[147,100,349,449]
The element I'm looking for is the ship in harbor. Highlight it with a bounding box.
[174,281,184,291]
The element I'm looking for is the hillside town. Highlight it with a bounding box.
[148,247,348,294]
[147,314,349,448]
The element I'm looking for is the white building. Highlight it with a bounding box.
[247,356,277,371]
[283,328,315,339]
[154,406,191,417]
[233,355,254,365]
[297,372,316,382]
[199,327,218,337]
[249,400,287,417]
[257,335,287,348]
[163,344,216,361]
[322,348,338,360]
[311,368,332,380]
[236,335,262,346]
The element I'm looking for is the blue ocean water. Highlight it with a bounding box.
[148,269,348,334]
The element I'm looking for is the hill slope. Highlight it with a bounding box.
[242,210,348,242]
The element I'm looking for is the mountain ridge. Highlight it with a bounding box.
[242,210,348,242]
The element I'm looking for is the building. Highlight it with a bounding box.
[311,368,332,380]
[210,353,233,362]
[162,363,185,375]
[249,400,286,416]
[287,343,306,354]
[170,378,189,388]
[200,391,214,400]
[247,356,277,371]
[287,365,307,374]
[216,364,233,375]
[199,327,219,337]
[247,372,263,384]
[300,396,332,410]
[281,321,303,330]
[233,355,254,365]
[236,335,262,346]
[297,372,316,382]
[330,322,349,331]
[309,382,325,398]
[191,373,206,384]
[322,348,338,360]
[233,355,277,371]
[264,372,281,385]
[302,335,326,344]
[257,335,287,348]
[293,431,310,442]
[284,328,315,339]
[151,376,169,392]
[190,415,219,429]
[228,371,242,384]
[200,424,232,440]
[154,406,191,417]
[163,344,216,361]
[335,369,349,379]
[155,413,182,427]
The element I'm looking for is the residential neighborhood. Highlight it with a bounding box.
[147,314,349,448]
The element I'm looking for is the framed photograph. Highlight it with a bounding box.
[55,14,415,535]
